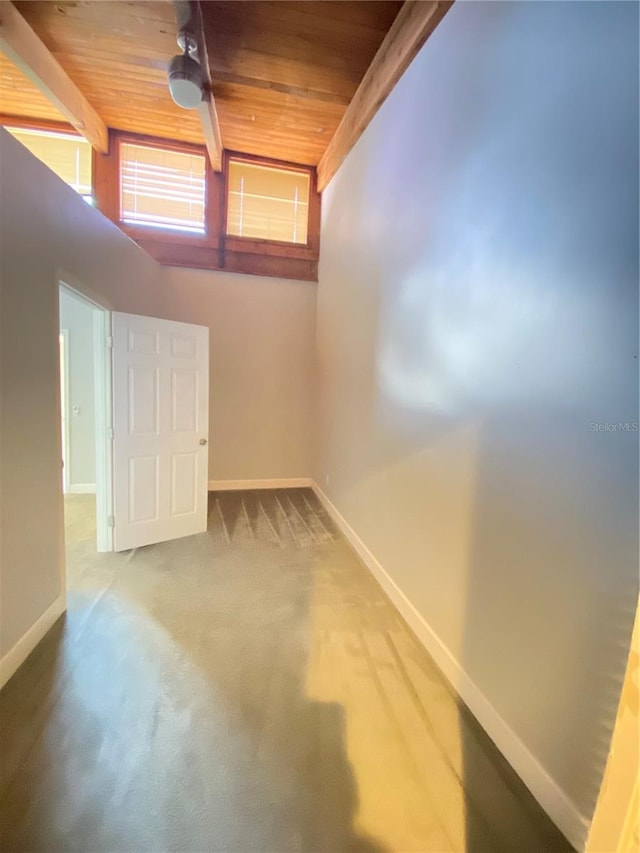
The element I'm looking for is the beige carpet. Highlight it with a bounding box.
[0,489,572,852]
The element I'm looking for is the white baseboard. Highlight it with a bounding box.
[0,595,66,689]
[311,482,589,852]
[208,478,312,491]
[67,483,96,494]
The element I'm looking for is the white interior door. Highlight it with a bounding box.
[112,312,209,551]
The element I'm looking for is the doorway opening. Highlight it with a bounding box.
[58,283,112,553]
[58,296,210,558]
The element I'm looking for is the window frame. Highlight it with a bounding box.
[222,150,319,259]
[91,129,226,253]
[2,118,320,281]
[115,132,215,248]
[1,115,95,202]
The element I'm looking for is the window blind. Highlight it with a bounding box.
[120,142,206,233]
[227,160,309,244]
[6,127,92,198]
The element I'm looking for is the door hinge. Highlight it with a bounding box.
[107,427,114,440]
[106,335,113,349]
[107,515,115,528]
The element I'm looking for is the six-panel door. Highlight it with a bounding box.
[112,312,209,551]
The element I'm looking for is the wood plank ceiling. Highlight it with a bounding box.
[1,0,403,166]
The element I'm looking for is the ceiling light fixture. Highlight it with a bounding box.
[167,30,203,110]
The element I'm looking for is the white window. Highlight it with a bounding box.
[227,160,310,245]
[120,142,206,234]
[6,126,93,201]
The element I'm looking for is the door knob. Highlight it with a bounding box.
[199,438,208,446]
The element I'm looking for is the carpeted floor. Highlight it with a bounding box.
[0,489,572,852]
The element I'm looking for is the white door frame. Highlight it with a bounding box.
[93,306,113,552]
[59,329,70,494]
[58,281,113,552]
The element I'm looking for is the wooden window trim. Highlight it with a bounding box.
[114,131,206,157]
[224,237,313,261]
[120,223,213,249]
[92,129,222,250]
[223,150,320,259]
[115,131,214,245]
[103,132,320,280]
[2,120,320,282]
[135,239,317,282]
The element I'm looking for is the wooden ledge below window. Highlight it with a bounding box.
[135,237,319,283]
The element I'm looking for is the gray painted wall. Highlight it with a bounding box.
[0,128,316,660]
[162,267,315,482]
[59,287,96,488]
[316,0,638,829]
[1,130,157,661]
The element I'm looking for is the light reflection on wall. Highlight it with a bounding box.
[375,42,636,421]
[376,222,589,417]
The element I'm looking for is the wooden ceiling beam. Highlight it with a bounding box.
[317,0,453,192]
[196,94,223,172]
[0,0,108,152]
[189,0,222,172]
